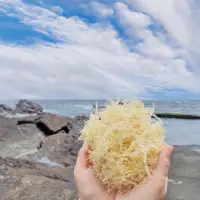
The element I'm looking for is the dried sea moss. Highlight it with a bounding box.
[80,100,166,193]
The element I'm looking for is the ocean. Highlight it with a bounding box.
[1,99,200,146]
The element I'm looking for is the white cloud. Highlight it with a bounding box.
[124,0,200,75]
[114,2,151,29]
[90,1,113,18]
[0,0,199,99]
[125,0,192,50]
[51,5,63,15]
[114,3,180,60]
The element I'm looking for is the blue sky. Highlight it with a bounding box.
[0,0,200,100]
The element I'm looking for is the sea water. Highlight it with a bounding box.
[1,99,200,145]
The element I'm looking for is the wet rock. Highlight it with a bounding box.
[15,99,43,114]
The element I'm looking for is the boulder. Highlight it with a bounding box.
[17,114,44,125]
[0,157,78,200]
[17,113,73,137]
[0,115,45,159]
[0,116,19,141]
[31,132,82,166]
[15,99,43,114]
[35,113,73,136]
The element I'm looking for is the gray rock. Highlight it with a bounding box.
[0,104,15,115]
[15,99,43,114]
[30,131,82,166]
[0,116,19,141]
[74,115,89,121]
[35,113,73,136]
[0,157,77,200]
[0,115,44,158]
[17,114,44,125]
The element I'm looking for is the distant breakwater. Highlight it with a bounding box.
[93,106,200,120]
[155,113,200,120]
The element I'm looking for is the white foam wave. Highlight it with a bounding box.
[73,104,92,110]
[0,112,37,119]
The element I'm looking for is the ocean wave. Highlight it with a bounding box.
[73,104,92,110]
[14,113,37,118]
[0,112,37,119]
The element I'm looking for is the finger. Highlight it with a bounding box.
[155,145,173,177]
[75,144,89,171]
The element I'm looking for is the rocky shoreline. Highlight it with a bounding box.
[0,100,85,199]
[0,100,200,200]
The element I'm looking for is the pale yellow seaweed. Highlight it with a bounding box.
[79,100,166,194]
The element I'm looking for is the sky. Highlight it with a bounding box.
[0,0,200,100]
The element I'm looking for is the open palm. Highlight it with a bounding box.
[74,144,173,200]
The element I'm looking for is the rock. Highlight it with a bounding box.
[0,157,78,200]
[17,113,73,137]
[17,114,44,125]
[29,115,84,165]
[0,113,85,161]
[15,99,43,114]
[0,104,15,115]
[0,115,44,159]
[73,116,88,128]
[30,132,82,166]
[0,116,19,141]
[74,115,89,121]
[35,113,73,136]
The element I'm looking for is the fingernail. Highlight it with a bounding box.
[167,145,174,152]
[166,145,173,157]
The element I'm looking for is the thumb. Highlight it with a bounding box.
[75,144,90,173]
[154,145,173,178]
[149,145,173,197]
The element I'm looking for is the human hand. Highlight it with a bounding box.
[115,145,173,200]
[74,144,116,200]
[74,144,173,200]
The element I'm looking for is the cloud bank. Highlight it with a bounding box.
[0,0,199,100]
